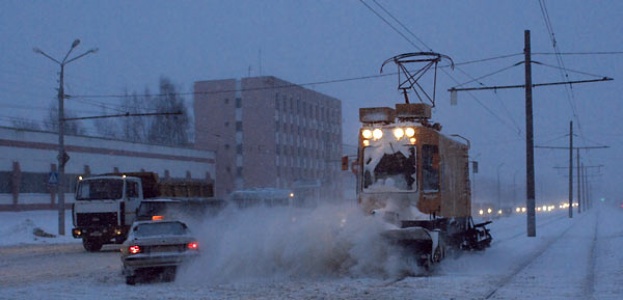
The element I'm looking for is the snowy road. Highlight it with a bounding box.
[0,243,122,294]
[1,203,621,299]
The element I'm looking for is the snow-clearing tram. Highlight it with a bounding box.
[355,53,492,269]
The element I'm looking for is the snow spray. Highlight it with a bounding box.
[177,201,419,284]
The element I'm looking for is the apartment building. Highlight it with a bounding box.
[194,76,342,202]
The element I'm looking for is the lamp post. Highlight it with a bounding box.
[34,39,97,235]
[497,163,505,213]
[513,169,519,208]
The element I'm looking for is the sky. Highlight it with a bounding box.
[1,1,622,204]
[1,200,621,298]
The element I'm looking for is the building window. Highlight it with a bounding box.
[235,97,242,108]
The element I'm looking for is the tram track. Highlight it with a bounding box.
[483,210,596,299]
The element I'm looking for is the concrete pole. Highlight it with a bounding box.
[58,64,66,235]
[568,121,573,218]
[524,30,536,237]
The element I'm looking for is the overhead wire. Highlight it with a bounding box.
[371,0,433,52]
[358,0,424,51]
[538,0,583,136]
[359,0,523,136]
[538,0,605,170]
[71,72,397,100]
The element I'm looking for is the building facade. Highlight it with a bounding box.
[194,76,342,202]
[0,126,215,210]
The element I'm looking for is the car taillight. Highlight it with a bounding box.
[187,241,199,251]
[129,245,141,254]
[151,215,164,221]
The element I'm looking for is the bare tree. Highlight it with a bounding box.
[93,107,120,139]
[89,78,190,145]
[146,77,191,145]
[120,90,150,143]
[43,101,86,135]
[11,118,41,130]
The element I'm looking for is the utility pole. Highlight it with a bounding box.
[538,121,607,218]
[569,121,573,218]
[524,30,536,236]
[34,39,98,235]
[497,163,504,214]
[553,164,602,211]
[576,148,581,213]
[447,30,612,237]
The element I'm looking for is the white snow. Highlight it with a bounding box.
[0,210,77,247]
[1,200,622,299]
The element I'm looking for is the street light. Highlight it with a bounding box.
[34,39,97,235]
[497,163,505,213]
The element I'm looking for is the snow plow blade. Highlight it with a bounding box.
[382,226,432,242]
[381,226,443,269]
[460,220,492,250]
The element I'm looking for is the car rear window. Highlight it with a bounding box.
[134,222,187,237]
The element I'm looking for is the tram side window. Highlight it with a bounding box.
[422,144,440,191]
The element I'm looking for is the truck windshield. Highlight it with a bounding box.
[76,179,124,200]
[362,144,416,192]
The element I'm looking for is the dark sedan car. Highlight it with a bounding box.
[120,220,200,285]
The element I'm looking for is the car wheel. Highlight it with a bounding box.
[83,239,103,252]
[125,275,136,285]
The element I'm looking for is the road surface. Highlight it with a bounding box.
[0,204,620,299]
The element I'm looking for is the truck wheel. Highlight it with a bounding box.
[83,239,103,252]
[432,245,443,263]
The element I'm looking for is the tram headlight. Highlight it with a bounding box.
[393,128,404,139]
[405,127,415,137]
[372,128,383,140]
[361,129,373,139]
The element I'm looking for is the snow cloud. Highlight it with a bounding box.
[177,202,421,284]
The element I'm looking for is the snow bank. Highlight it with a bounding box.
[0,210,76,246]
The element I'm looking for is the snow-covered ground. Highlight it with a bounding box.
[1,201,622,299]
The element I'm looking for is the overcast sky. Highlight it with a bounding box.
[1,0,622,204]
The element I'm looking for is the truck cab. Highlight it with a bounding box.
[72,175,143,251]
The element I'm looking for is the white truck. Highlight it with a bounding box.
[71,172,214,251]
